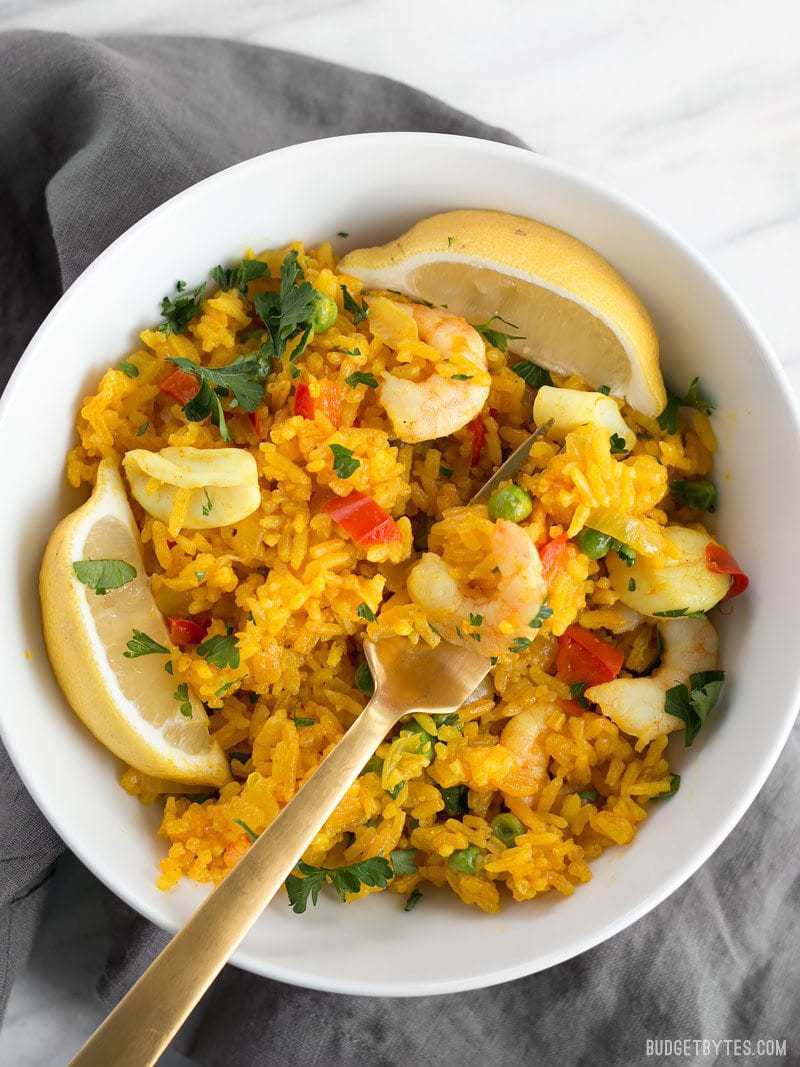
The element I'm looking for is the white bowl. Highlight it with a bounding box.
[2,133,799,997]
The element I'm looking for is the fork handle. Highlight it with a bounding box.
[69,699,394,1067]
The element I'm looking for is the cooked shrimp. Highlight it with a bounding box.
[585,616,718,746]
[407,518,547,656]
[379,303,489,442]
[499,706,551,799]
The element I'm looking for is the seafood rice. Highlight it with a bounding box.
[59,233,747,914]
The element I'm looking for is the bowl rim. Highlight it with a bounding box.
[3,131,800,996]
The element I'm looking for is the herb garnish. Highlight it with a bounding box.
[672,478,717,512]
[664,670,725,745]
[124,630,169,659]
[474,314,524,353]
[509,636,533,653]
[440,784,469,816]
[197,631,240,670]
[657,376,716,433]
[357,602,377,622]
[73,559,136,596]
[285,857,393,913]
[294,716,316,727]
[168,354,265,441]
[250,250,320,362]
[173,683,193,718]
[469,613,483,627]
[136,420,149,436]
[330,443,360,478]
[233,818,259,842]
[510,360,553,389]
[653,608,706,618]
[529,603,553,629]
[345,371,379,389]
[656,773,681,798]
[452,374,472,381]
[609,432,628,454]
[390,849,417,876]
[598,385,611,395]
[210,258,268,294]
[628,577,637,592]
[569,681,590,709]
[119,361,139,378]
[404,888,423,912]
[355,661,374,695]
[158,282,205,334]
[337,230,350,238]
[341,285,369,325]
[201,489,214,516]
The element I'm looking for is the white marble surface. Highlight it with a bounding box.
[2,1,800,1063]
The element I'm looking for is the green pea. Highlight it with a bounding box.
[440,784,469,816]
[577,787,598,804]
[487,484,533,523]
[310,292,338,333]
[491,813,525,846]
[575,527,612,559]
[447,845,482,874]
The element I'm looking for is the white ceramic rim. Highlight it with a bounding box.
[3,132,799,996]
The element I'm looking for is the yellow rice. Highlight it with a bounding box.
[67,240,714,912]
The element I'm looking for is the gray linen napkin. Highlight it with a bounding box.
[1,28,798,1067]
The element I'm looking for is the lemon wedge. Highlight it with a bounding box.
[40,461,230,786]
[339,209,666,416]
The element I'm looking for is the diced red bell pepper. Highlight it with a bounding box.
[559,698,588,717]
[539,534,571,580]
[324,491,402,545]
[159,368,200,406]
[556,625,624,686]
[167,616,209,646]
[293,381,314,419]
[317,380,343,428]
[466,416,486,466]
[706,543,749,599]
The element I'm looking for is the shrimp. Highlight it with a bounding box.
[499,706,551,799]
[585,616,719,746]
[407,517,547,656]
[378,303,489,442]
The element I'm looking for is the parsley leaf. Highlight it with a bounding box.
[253,251,319,361]
[658,377,716,433]
[529,603,553,629]
[440,784,469,816]
[684,376,715,415]
[657,391,681,434]
[337,230,350,238]
[653,608,706,618]
[469,613,483,627]
[293,716,316,727]
[73,559,136,596]
[672,478,717,512]
[474,315,524,353]
[173,682,193,718]
[511,360,553,388]
[124,630,169,659]
[136,420,149,436]
[664,669,725,745]
[509,636,533,653]
[345,371,379,389]
[286,857,393,912]
[201,489,214,516]
[390,849,417,876]
[404,888,423,911]
[569,681,590,709]
[341,285,369,325]
[655,773,681,798]
[355,661,375,695]
[357,602,377,622]
[330,443,360,478]
[609,432,628,454]
[628,577,637,592]
[159,282,205,334]
[598,384,611,395]
[233,818,258,842]
[451,373,472,381]
[168,354,265,441]
[119,361,139,378]
[387,781,405,800]
[197,632,240,670]
[211,258,268,294]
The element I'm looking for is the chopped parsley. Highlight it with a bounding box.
[451,373,472,381]
[357,602,377,622]
[440,784,469,816]
[173,682,193,718]
[72,559,136,596]
[337,230,350,238]
[657,391,680,434]
[569,681,590,709]
[685,376,715,415]
[404,888,423,912]
[233,818,258,842]
[215,680,235,697]
[657,376,716,434]
[653,608,706,618]
[609,432,628,454]
[285,857,393,912]
[510,360,553,389]
[509,636,533,653]
[474,314,524,353]
[197,631,240,670]
[329,443,360,478]
[655,773,681,798]
[124,630,169,659]
[158,281,205,334]
[341,285,369,325]
[119,361,139,378]
[387,781,405,800]
[664,670,725,745]
[529,603,553,629]
[598,384,611,395]
[469,613,483,627]
[253,250,319,361]
[167,354,265,441]
[201,489,214,516]
[345,371,379,389]
[628,577,637,592]
[355,661,375,696]
[361,755,384,777]
[672,478,717,512]
[136,420,149,436]
[293,716,316,727]
[577,787,599,804]
[447,235,455,248]
[390,849,417,876]
[210,258,268,294]
[440,465,453,477]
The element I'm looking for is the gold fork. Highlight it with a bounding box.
[70,428,544,1067]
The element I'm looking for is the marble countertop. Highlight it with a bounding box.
[2,1,799,1063]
